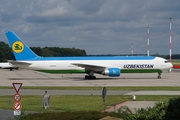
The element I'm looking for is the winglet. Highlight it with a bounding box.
[5,31,40,60]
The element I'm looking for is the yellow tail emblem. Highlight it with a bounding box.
[12,41,24,53]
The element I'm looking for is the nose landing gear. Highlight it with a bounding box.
[157,73,161,79]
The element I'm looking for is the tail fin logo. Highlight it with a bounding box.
[12,41,24,53]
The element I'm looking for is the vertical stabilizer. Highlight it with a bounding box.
[5,31,40,60]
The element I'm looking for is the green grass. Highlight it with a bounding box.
[0,95,179,112]
[172,60,180,65]
[1,86,180,91]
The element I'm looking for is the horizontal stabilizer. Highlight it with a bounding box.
[8,60,31,68]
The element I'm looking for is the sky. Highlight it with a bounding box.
[0,0,180,55]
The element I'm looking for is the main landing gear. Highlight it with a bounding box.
[85,70,96,79]
[85,75,96,79]
[157,73,161,79]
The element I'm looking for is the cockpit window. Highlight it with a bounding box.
[164,61,168,63]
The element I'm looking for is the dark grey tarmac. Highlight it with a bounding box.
[0,109,14,120]
[0,69,180,86]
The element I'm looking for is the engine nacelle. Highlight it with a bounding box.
[102,68,121,77]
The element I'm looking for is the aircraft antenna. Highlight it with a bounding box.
[169,17,172,63]
[147,25,150,56]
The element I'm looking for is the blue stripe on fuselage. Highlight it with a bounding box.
[24,56,156,61]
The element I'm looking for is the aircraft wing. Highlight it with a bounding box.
[72,63,110,72]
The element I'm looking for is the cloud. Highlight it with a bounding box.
[0,0,180,55]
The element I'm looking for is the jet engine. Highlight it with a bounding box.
[102,68,121,77]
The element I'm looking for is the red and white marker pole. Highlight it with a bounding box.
[131,43,133,56]
[147,25,150,56]
[170,17,172,63]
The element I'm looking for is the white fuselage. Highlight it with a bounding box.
[16,57,172,72]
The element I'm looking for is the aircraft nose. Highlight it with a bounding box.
[170,63,173,68]
[168,63,173,72]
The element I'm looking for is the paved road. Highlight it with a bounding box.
[1,89,180,96]
[0,109,14,120]
[0,89,133,96]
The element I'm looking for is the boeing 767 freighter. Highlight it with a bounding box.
[5,30,172,79]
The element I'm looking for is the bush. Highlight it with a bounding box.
[165,97,180,120]
[119,102,167,120]
[19,111,122,120]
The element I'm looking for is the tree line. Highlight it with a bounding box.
[30,47,86,57]
[0,41,86,62]
[0,41,180,62]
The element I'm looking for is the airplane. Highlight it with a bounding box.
[5,30,173,79]
[0,62,18,71]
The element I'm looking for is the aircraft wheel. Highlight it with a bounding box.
[85,75,89,79]
[85,75,96,79]
[157,75,161,79]
[92,76,96,79]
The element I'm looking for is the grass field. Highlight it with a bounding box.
[1,86,180,112]
[0,95,179,112]
[172,60,180,65]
